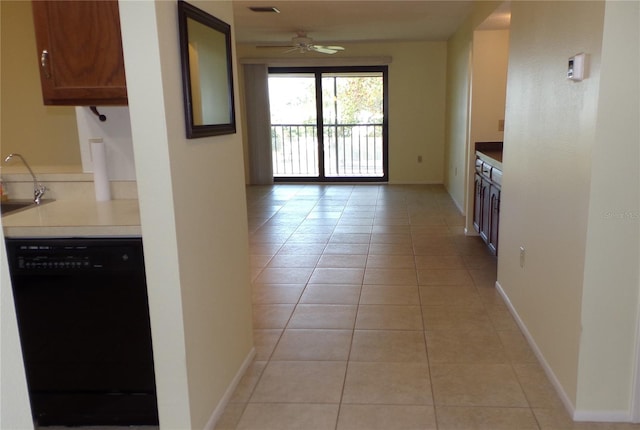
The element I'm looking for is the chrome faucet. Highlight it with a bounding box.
[3,153,46,204]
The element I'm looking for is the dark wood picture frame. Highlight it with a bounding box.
[177,0,236,138]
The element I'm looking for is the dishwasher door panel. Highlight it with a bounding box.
[6,238,158,426]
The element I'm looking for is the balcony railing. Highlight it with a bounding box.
[271,123,384,177]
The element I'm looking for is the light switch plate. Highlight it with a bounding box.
[567,53,586,81]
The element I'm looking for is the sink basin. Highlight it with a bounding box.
[1,199,53,216]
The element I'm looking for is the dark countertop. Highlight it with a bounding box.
[475,142,503,171]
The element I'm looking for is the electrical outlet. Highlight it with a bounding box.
[519,246,525,268]
[417,155,423,163]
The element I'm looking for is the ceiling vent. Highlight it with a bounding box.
[248,6,280,13]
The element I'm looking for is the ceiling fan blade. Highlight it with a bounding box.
[312,47,337,54]
[283,46,305,53]
[256,44,295,49]
[312,45,343,54]
[321,46,345,51]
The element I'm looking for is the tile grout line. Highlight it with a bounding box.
[411,197,441,430]
[333,185,366,430]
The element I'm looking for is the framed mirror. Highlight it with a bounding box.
[177,0,236,138]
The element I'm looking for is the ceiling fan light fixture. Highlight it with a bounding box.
[248,6,280,13]
[292,36,313,46]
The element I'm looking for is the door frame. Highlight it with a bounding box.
[269,65,389,183]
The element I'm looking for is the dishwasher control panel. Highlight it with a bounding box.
[7,240,141,274]
[16,251,92,270]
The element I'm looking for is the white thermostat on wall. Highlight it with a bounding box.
[567,53,586,81]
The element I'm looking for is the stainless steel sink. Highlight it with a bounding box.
[1,199,53,216]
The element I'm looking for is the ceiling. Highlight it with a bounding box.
[231,1,481,46]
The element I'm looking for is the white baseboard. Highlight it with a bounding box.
[451,194,465,215]
[495,281,576,417]
[633,300,640,423]
[573,410,632,422]
[495,281,637,423]
[204,347,256,430]
[464,227,480,237]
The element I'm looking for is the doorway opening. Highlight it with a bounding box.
[268,66,388,182]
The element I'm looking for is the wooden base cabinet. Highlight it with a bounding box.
[32,0,127,106]
[488,182,500,254]
[473,158,501,255]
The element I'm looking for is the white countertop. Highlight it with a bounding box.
[1,164,92,182]
[2,199,141,238]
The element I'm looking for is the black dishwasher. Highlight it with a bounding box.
[5,237,159,426]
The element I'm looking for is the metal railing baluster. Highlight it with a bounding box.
[271,123,383,177]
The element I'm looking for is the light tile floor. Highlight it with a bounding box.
[215,184,640,430]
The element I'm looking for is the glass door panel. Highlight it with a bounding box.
[322,73,384,178]
[268,74,318,177]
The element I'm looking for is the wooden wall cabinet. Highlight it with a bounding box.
[473,156,501,255]
[32,0,127,106]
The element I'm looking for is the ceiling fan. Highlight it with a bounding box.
[260,31,345,55]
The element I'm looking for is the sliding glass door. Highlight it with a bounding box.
[268,66,388,182]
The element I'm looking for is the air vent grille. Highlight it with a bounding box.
[248,6,280,13]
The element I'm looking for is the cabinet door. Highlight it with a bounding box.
[488,184,500,255]
[473,174,482,233]
[32,0,127,105]
[479,177,491,244]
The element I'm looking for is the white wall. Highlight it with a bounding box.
[497,0,640,419]
[498,0,605,409]
[470,30,509,144]
[237,41,447,184]
[76,106,136,180]
[444,1,502,212]
[576,0,639,419]
[119,1,253,428]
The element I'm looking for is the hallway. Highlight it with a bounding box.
[215,184,637,430]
